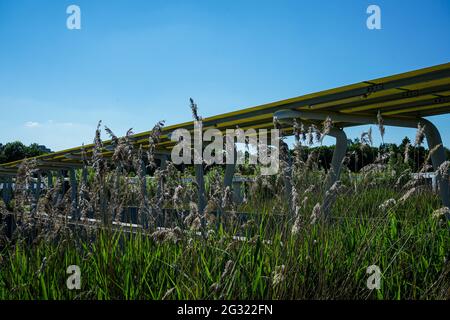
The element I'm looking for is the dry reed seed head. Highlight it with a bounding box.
[395,169,412,187]
[272,265,286,287]
[204,199,217,215]
[415,123,426,146]
[374,151,389,164]
[377,110,385,141]
[360,129,373,149]
[378,198,397,212]
[162,287,176,300]
[420,143,442,173]
[189,98,202,121]
[432,207,450,219]
[303,185,315,196]
[301,196,309,209]
[279,139,290,161]
[36,256,47,276]
[360,163,387,177]
[312,125,321,143]
[324,181,344,200]
[204,228,215,240]
[15,159,39,212]
[310,202,322,225]
[293,118,301,143]
[273,116,282,131]
[150,120,165,141]
[399,186,421,203]
[80,144,88,166]
[147,121,165,169]
[221,260,234,280]
[78,181,93,219]
[104,125,119,145]
[307,125,314,145]
[291,185,298,209]
[151,227,183,244]
[204,212,216,228]
[299,122,307,142]
[291,213,303,236]
[240,219,255,230]
[189,216,201,231]
[404,142,410,164]
[92,120,107,178]
[221,186,234,209]
[225,239,240,253]
[403,176,427,191]
[305,150,319,170]
[436,160,450,181]
[320,116,333,142]
[172,185,184,206]
[209,282,220,293]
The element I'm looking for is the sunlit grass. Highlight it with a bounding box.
[1,186,448,300]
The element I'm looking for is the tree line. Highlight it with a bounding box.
[1,138,449,173]
[0,142,52,164]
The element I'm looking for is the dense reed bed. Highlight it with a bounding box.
[0,104,449,300]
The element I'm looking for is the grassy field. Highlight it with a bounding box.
[0,171,449,299]
[0,121,449,300]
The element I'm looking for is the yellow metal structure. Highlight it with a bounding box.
[1,62,449,174]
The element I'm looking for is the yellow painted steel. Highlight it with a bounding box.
[1,62,449,172]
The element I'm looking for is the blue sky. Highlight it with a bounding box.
[0,0,449,151]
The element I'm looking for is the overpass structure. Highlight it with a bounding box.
[1,62,449,216]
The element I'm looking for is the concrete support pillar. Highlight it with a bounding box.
[47,171,53,189]
[140,159,148,228]
[7,177,13,205]
[82,167,88,185]
[160,154,169,170]
[59,170,66,194]
[274,109,449,220]
[421,119,449,213]
[35,174,42,199]
[280,140,293,212]
[194,163,206,213]
[140,160,147,197]
[0,177,5,204]
[31,173,42,216]
[322,128,348,219]
[325,128,348,190]
[69,168,79,220]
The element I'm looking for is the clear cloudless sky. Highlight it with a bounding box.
[0,0,449,151]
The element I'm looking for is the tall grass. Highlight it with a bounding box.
[0,182,448,300]
[0,105,449,300]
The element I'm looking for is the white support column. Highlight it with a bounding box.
[420,119,449,212]
[274,109,449,220]
[69,168,79,220]
[322,128,348,219]
[195,163,206,213]
[326,128,348,190]
[47,171,53,189]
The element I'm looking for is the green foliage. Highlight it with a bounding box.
[292,136,432,173]
[0,141,52,164]
[0,182,448,300]
[0,131,448,300]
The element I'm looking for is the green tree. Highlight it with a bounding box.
[0,141,52,164]
[2,141,27,163]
